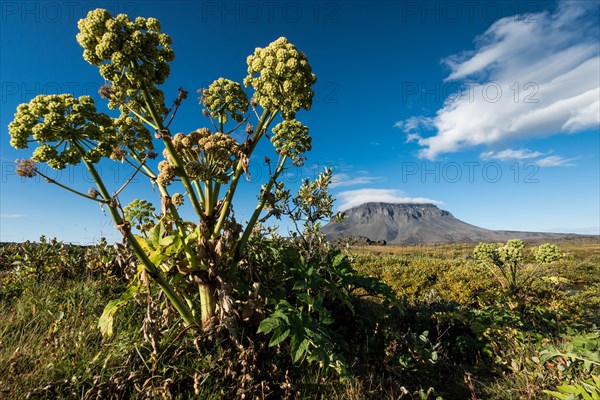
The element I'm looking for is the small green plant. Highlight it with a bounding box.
[539,333,600,373]
[474,240,526,296]
[9,236,85,281]
[473,239,558,304]
[123,199,157,237]
[533,243,564,264]
[544,375,600,400]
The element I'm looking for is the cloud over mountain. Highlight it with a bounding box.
[335,189,441,212]
[397,0,600,159]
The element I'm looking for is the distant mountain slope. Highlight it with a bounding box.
[322,202,571,244]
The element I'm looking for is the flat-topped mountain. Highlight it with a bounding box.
[322,202,571,244]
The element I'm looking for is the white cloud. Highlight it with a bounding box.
[397,1,600,159]
[395,116,433,133]
[0,214,26,218]
[535,155,579,167]
[336,188,441,212]
[329,173,384,189]
[480,148,578,166]
[481,148,545,161]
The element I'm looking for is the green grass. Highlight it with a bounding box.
[0,240,598,399]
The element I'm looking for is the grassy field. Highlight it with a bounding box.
[0,238,598,399]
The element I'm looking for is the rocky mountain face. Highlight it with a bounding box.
[322,202,570,244]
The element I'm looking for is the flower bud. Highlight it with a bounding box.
[88,188,101,198]
[172,193,184,206]
[15,159,37,178]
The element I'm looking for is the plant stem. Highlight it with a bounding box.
[211,109,274,239]
[238,155,288,252]
[198,283,216,329]
[77,143,197,327]
[134,64,204,219]
[192,180,205,208]
[129,151,200,271]
[35,169,107,204]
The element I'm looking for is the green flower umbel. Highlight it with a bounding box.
[271,119,311,166]
[244,37,316,119]
[76,8,174,112]
[201,78,249,124]
[8,94,117,169]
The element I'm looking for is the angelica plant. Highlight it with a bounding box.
[533,243,563,264]
[474,240,564,305]
[9,8,318,332]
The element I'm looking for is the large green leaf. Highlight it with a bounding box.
[146,223,166,249]
[97,285,139,337]
[257,316,282,335]
[292,337,310,363]
[269,327,291,347]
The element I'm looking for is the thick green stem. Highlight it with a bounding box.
[192,180,206,208]
[79,146,197,328]
[205,180,213,216]
[129,152,200,271]
[135,71,204,219]
[238,155,288,252]
[211,109,274,238]
[198,283,216,329]
[212,182,221,213]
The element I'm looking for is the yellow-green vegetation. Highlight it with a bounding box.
[350,239,600,398]
[1,238,598,398]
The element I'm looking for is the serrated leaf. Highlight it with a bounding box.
[556,385,583,394]
[272,309,290,325]
[98,299,121,337]
[146,223,165,249]
[580,388,594,400]
[258,317,281,334]
[332,253,345,268]
[97,286,139,337]
[542,390,568,400]
[269,328,290,347]
[297,293,313,306]
[293,281,309,291]
[292,338,309,363]
[149,249,167,266]
[159,234,174,248]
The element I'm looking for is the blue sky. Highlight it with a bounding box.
[1,0,599,244]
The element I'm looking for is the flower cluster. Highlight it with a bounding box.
[16,159,37,178]
[158,129,240,185]
[157,160,179,186]
[76,8,174,112]
[533,243,563,264]
[113,110,154,155]
[474,240,526,266]
[200,78,249,124]
[497,239,524,264]
[172,193,185,206]
[196,132,240,183]
[8,94,117,169]
[270,119,311,166]
[244,37,316,119]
